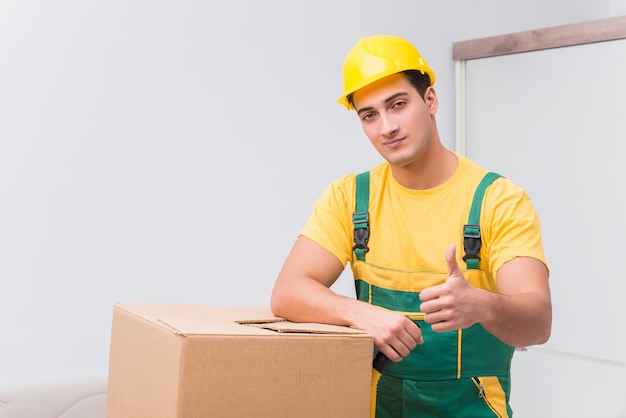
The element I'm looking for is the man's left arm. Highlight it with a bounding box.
[420,243,552,347]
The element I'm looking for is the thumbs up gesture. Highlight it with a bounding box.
[419,243,485,333]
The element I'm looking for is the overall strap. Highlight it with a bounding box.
[463,172,502,270]
[352,171,370,262]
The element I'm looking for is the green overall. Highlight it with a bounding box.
[353,171,514,418]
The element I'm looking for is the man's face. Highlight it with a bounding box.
[352,73,438,168]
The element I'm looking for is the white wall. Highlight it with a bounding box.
[612,0,626,15]
[0,0,614,395]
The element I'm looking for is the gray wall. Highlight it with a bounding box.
[0,0,618,405]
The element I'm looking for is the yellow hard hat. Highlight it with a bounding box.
[337,35,436,110]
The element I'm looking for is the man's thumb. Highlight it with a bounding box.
[445,243,463,278]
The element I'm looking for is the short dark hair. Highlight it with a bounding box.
[402,70,431,99]
[346,70,432,109]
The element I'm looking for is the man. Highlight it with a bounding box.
[271,34,551,417]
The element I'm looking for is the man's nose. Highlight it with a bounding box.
[380,113,399,137]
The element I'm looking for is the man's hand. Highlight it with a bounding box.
[353,307,423,362]
[419,243,484,332]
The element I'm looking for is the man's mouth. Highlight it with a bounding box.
[384,137,404,147]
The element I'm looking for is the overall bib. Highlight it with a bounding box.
[353,171,514,418]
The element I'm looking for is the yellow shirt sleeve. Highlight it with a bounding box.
[300,174,356,268]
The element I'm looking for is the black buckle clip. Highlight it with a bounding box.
[352,211,370,252]
[462,224,481,261]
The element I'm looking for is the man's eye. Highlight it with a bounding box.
[392,101,406,109]
[362,113,374,121]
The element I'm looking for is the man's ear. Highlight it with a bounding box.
[424,86,438,114]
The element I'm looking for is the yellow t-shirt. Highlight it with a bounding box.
[301,153,547,285]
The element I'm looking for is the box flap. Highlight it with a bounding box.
[114,303,370,337]
[244,321,367,334]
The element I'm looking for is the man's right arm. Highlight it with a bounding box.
[270,235,423,361]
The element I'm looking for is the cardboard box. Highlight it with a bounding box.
[106,303,374,418]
